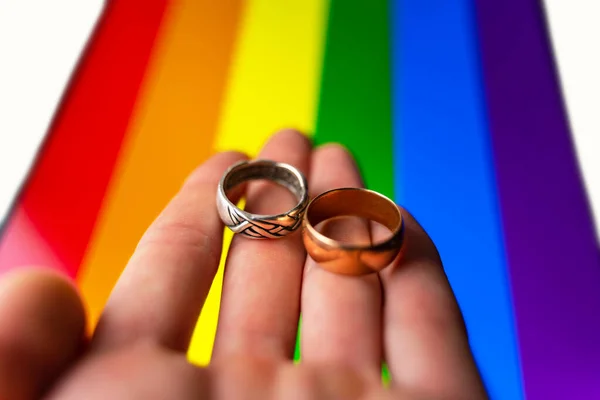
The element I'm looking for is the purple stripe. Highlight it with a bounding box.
[474,0,600,398]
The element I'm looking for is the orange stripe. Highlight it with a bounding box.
[77,0,243,330]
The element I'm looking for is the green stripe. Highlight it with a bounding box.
[313,0,394,197]
[295,0,394,383]
[294,319,301,362]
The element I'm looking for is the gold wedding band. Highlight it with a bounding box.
[302,188,404,275]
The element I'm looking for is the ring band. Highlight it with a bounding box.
[302,188,404,275]
[217,159,309,239]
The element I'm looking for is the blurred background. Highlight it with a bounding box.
[0,1,598,399]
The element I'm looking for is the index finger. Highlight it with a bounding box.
[92,151,248,352]
[379,211,488,398]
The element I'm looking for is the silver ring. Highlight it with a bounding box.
[217,159,309,239]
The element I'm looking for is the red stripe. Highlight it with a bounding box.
[0,1,169,278]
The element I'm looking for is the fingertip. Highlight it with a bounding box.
[0,266,87,345]
[207,150,250,171]
[310,143,363,195]
[0,268,86,399]
[315,141,351,154]
[264,129,312,154]
[217,150,250,162]
[0,267,84,318]
[312,143,359,171]
[274,128,311,142]
[182,150,249,189]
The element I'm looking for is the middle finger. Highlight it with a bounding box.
[212,130,311,361]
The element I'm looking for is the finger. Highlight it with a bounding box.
[379,211,487,398]
[92,151,248,352]
[212,130,311,360]
[0,268,86,400]
[300,144,382,375]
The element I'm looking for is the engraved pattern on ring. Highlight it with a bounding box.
[221,201,305,239]
[217,160,308,239]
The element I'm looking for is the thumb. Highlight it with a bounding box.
[0,268,86,399]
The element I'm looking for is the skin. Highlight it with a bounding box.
[0,130,488,399]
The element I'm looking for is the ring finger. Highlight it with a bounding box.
[300,144,383,376]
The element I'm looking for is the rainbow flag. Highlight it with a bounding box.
[1,1,599,399]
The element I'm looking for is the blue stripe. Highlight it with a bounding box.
[391,1,523,398]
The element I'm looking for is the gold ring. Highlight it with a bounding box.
[302,188,404,275]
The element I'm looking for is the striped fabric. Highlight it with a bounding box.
[0,1,598,398]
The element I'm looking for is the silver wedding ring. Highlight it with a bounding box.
[217,159,308,239]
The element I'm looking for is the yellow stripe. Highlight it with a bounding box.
[212,0,329,155]
[78,0,243,332]
[188,0,329,365]
[186,202,240,365]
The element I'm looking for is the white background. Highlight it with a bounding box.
[0,1,598,236]
[0,1,104,222]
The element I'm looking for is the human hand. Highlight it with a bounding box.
[0,130,488,399]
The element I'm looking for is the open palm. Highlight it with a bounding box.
[0,130,487,399]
